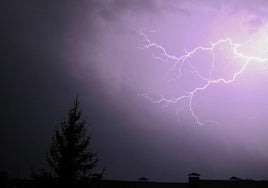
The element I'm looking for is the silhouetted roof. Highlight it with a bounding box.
[138,177,149,181]
[229,176,241,180]
[188,173,200,177]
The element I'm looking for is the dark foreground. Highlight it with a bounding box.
[2,172,268,188]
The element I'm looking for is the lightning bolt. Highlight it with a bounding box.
[139,29,268,125]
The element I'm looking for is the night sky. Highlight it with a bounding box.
[2,0,268,182]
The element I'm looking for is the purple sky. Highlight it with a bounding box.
[2,0,268,182]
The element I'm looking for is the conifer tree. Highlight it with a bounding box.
[47,97,98,186]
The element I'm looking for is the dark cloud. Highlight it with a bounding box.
[95,0,157,22]
[0,0,165,178]
[0,0,89,177]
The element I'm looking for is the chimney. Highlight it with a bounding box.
[188,173,200,188]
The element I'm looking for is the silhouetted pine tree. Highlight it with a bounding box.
[47,97,98,186]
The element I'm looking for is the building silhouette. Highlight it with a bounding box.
[1,172,268,188]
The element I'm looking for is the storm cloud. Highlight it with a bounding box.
[2,0,268,182]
